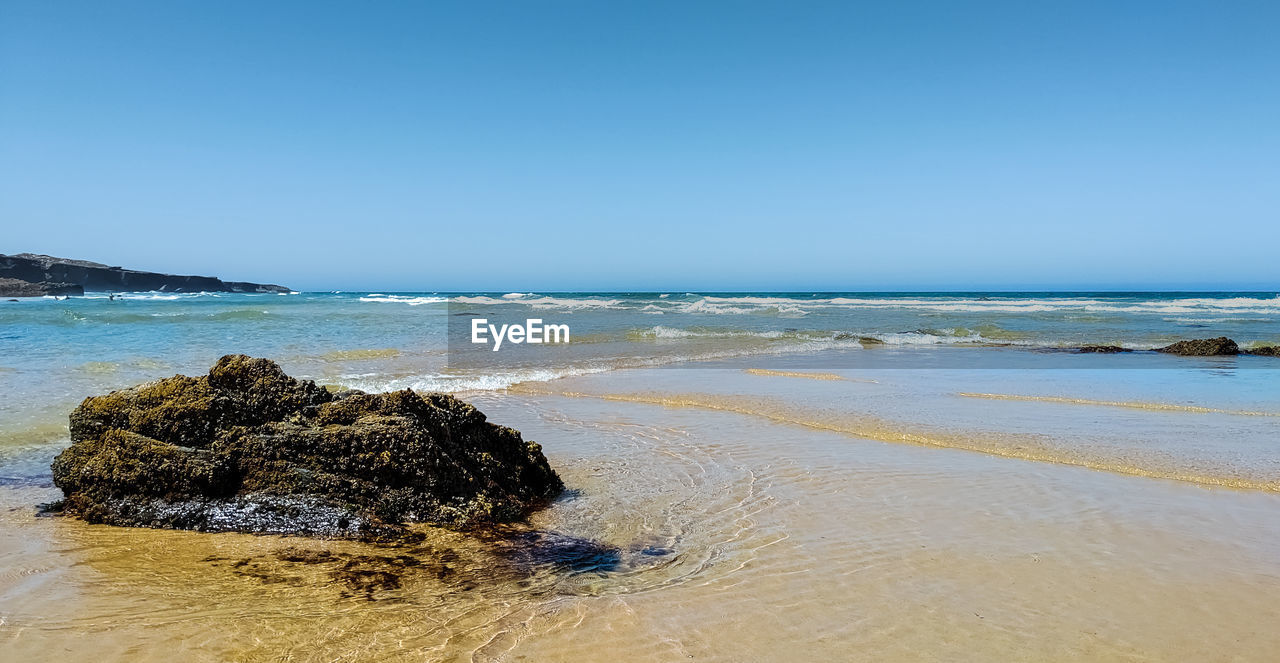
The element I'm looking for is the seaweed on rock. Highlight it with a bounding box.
[52,355,563,537]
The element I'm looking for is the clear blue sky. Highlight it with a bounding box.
[2,1,1277,291]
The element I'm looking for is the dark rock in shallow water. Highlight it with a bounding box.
[52,355,563,537]
[477,528,623,575]
[0,277,84,297]
[1156,337,1239,356]
[1246,346,1280,357]
[1076,345,1130,353]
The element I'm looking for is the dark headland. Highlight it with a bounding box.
[0,253,290,296]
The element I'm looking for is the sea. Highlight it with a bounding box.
[2,291,1279,661]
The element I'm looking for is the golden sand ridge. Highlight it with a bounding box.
[743,368,878,383]
[957,392,1280,417]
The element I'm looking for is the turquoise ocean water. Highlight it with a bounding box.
[2,291,1279,489]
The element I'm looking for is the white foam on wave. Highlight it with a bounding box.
[338,365,615,394]
[776,304,810,318]
[1163,316,1272,324]
[676,298,757,315]
[359,294,447,305]
[338,336,874,394]
[870,331,987,345]
[450,295,626,310]
[1085,303,1280,315]
[635,325,1046,347]
[634,294,1280,317]
[68,292,1280,318]
[78,291,290,300]
[641,325,790,340]
[114,293,182,300]
[616,296,1089,316]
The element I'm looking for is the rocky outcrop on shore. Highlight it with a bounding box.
[0,253,289,293]
[0,277,83,298]
[51,355,563,537]
[1067,338,1280,358]
[1157,337,1239,356]
[1076,345,1130,353]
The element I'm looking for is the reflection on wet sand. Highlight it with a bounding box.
[4,380,1280,661]
[513,384,1280,492]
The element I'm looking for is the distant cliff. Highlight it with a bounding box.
[0,277,84,297]
[0,253,290,295]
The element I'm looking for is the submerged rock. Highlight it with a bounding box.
[1076,345,1130,353]
[1156,337,1239,356]
[51,355,563,537]
[1246,346,1280,357]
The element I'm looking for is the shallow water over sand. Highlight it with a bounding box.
[4,292,1280,660]
[5,369,1280,661]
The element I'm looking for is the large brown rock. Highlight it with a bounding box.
[52,355,563,537]
[1156,337,1239,356]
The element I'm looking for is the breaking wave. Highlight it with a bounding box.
[359,294,447,305]
[450,295,626,310]
[409,293,1280,320]
[628,325,1042,347]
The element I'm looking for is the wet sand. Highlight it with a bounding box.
[4,372,1280,661]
